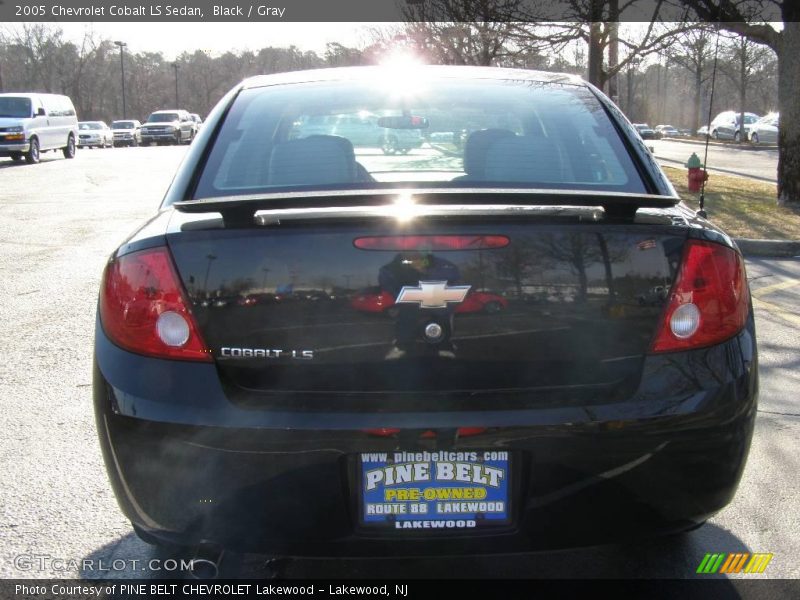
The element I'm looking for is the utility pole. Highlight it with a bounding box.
[171,62,179,107]
[114,41,127,118]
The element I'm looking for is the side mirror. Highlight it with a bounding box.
[36,107,46,116]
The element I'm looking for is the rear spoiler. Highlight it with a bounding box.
[174,188,679,226]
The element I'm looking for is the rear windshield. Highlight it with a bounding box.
[194,77,646,199]
[0,97,32,119]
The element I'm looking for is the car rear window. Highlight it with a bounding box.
[194,77,646,199]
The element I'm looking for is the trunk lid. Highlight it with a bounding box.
[167,206,685,410]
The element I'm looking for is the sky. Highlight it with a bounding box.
[35,22,377,58]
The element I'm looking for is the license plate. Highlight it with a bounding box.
[359,450,511,530]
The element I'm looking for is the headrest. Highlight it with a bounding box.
[484,136,564,183]
[269,135,357,186]
[463,129,515,177]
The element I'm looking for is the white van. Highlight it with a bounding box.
[0,93,78,164]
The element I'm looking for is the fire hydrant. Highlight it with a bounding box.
[686,153,708,193]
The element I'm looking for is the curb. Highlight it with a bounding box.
[735,238,800,258]
[659,137,777,152]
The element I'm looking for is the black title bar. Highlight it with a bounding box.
[0,0,785,23]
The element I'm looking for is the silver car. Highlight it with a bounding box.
[709,111,760,142]
[111,119,142,147]
[749,113,779,145]
[78,121,114,149]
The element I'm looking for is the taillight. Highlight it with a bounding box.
[99,247,211,361]
[650,240,749,353]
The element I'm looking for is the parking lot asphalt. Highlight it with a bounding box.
[0,146,797,579]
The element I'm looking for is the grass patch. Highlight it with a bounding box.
[662,166,800,240]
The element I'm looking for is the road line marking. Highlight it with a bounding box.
[752,297,800,326]
[751,278,800,298]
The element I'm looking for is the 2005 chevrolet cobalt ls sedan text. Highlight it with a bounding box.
[94,66,757,560]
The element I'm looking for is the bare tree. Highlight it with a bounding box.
[719,32,774,142]
[679,0,799,205]
[666,25,716,132]
[400,0,541,66]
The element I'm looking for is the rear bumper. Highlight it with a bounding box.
[94,318,758,556]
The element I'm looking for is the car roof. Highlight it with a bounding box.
[0,92,69,99]
[241,65,587,90]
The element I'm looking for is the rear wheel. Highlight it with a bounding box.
[751,132,760,145]
[63,134,76,159]
[711,129,719,140]
[734,131,742,143]
[24,137,40,164]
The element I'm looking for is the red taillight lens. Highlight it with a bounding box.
[354,235,509,251]
[650,240,749,353]
[99,247,211,362]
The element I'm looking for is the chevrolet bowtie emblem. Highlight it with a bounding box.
[395,281,471,309]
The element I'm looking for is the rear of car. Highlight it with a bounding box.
[749,113,779,145]
[94,66,757,556]
[654,125,679,139]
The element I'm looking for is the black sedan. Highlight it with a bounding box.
[94,66,757,565]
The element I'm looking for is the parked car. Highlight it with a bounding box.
[78,121,114,148]
[0,92,77,164]
[697,125,709,138]
[632,123,656,140]
[95,66,757,565]
[709,111,760,142]
[653,124,680,139]
[111,119,142,147]
[290,111,424,155]
[748,112,779,145]
[190,113,203,135]
[139,109,195,145]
